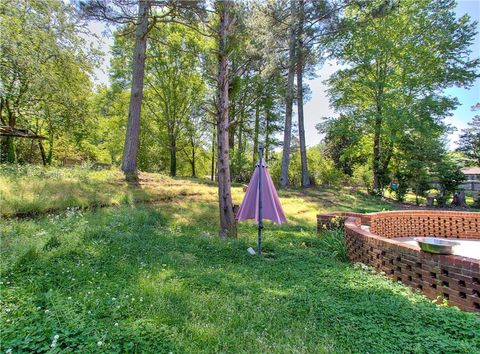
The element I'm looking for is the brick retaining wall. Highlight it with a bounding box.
[369,211,480,239]
[317,211,480,312]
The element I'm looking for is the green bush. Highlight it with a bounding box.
[268,146,346,187]
[317,229,348,262]
[350,164,373,191]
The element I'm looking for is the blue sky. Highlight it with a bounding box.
[304,0,480,150]
[89,0,480,150]
[442,0,480,149]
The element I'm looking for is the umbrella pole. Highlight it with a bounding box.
[258,144,264,256]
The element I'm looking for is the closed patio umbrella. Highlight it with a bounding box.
[236,144,287,255]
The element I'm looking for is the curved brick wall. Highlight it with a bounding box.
[369,211,480,239]
[317,211,480,312]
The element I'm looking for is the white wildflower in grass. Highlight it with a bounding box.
[68,296,72,300]
[6,349,12,354]
[50,334,59,348]
[97,341,103,346]
[114,322,118,327]
[112,297,116,301]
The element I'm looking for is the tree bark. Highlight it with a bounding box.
[6,108,16,163]
[2,100,17,163]
[38,141,47,166]
[211,124,216,181]
[373,112,382,193]
[452,191,466,207]
[191,143,196,178]
[169,142,176,177]
[121,0,150,176]
[252,98,260,165]
[372,62,386,194]
[236,112,243,165]
[47,129,54,165]
[296,0,310,187]
[216,0,237,239]
[279,0,297,188]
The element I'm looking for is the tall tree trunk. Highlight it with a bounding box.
[373,100,383,193]
[296,0,310,187]
[211,124,216,181]
[280,0,297,188]
[121,0,150,176]
[6,109,16,163]
[216,0,237,239]
[191,143,196,178]
[169,142,176,177]
[38,141,47,166]
[236,113,243,163]
[47,132,53,165]
[228,96,235,152]
[372,115,382,193]
[252,99,260,165]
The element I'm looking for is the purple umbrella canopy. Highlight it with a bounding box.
[236,159,287,224]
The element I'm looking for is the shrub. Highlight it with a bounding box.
[435,161,467,206]
[350,164,373,191]
[318,229,348,262]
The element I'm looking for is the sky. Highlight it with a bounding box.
[88,0,480,151]
[303,0,480,150]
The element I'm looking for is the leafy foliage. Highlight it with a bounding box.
[0,0,100,164]
[325,0,479,193]
[456,103,480,165]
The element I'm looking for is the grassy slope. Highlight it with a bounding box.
[0,165,395,218]
[1,167,479,353]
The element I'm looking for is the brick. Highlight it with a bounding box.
[331,210,480,313]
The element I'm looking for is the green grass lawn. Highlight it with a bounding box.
[0,164,395,219]
[1,167,479,353]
